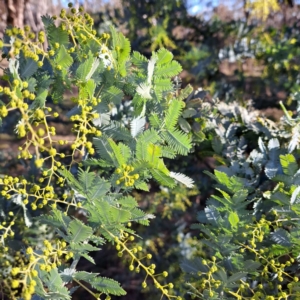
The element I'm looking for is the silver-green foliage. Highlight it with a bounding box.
[180,96,300,299]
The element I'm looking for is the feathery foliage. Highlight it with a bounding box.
[0,5,193,300]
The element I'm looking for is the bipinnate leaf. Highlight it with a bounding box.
[156,48,173,65]
[291,186,300,204]
[271,228,292,247]
[169,172,194,188]
[131,116,146,138]
[76,52,94,81]
[163,129,192,155]
[55,45,73,69]
[150,169,176,188]
[165,100,184,130]
[19,58,38,79]
[94,136,115,164]
[58,169,82,193]
[73,271,98,282]
[155,60,182,77]
[280,154,298,176]
[68,219,93,243]
[180,258,209,274]
[205,206,221,226]
[41,14,55,27]
[228,211,239,228]
[101,86,124,105]
[214,170,231,188]
[60,268,76,282]
[227,272,247,284]
[132,51,148,68]
[39,269,70,299]
[78,169,96,196]
[88,178,111,202]
[110,25,131,77]
[47,24,69,46]
[90,276,126,296]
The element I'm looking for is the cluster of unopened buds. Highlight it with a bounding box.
[0,211,16,242]
[115,164,139,187]
[113,234,181,299]
[195,256,220,297]
[9,239,72,300]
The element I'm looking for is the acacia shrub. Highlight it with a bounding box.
[0,3,195,300]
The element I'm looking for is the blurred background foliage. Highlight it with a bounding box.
[1,0,300,299]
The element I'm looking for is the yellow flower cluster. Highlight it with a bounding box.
[0,211,16,244]
[246,0,280,21]
[8,239,72,300]
[195,256,221,297]
[115,164,139,187]
[0,4,146,300]
[112,234,180,300]
[0,2,114,198]
[69,97,102,155]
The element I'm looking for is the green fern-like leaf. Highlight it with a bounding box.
[161,146,176,158]
[58,169,83,193]
[136,141,148,162]
[280,154,298,176]
[47,25,69,47]
[19,57,38,79]
[32,89,48,109]
[78,169,96,197]
[86,79,96,98]
[110,26,131,77]
[68,219,93,243]
[136,129,159,161]
[146,143,162,165]
[130,207,151,225]
[50,76,65,103]
[39,269,71,299]
[132,51,148,69]
[107,139,127,166]
[73,271,98,282]
[149,113,161,129]
[94,136,115,165]
[101,86,124,105]
[156,48,173,65]
[154,77,173,92]
[138,129,161,144]
[55,45,73,69]
[41,15,55,28]
[45,209,71,231]
[155,60,182,77]
[271,228,292,247]
[118,196,137,208]
[165,100,184,130]
[150,168,176,187]
[88,177,111,202]
[90,276,126,296]
[114,207,131,223]
[163,129,191,155]
[87,202,110,228]
[119,143,131,163]
[76,52,94,81]
[104,125,132,143]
